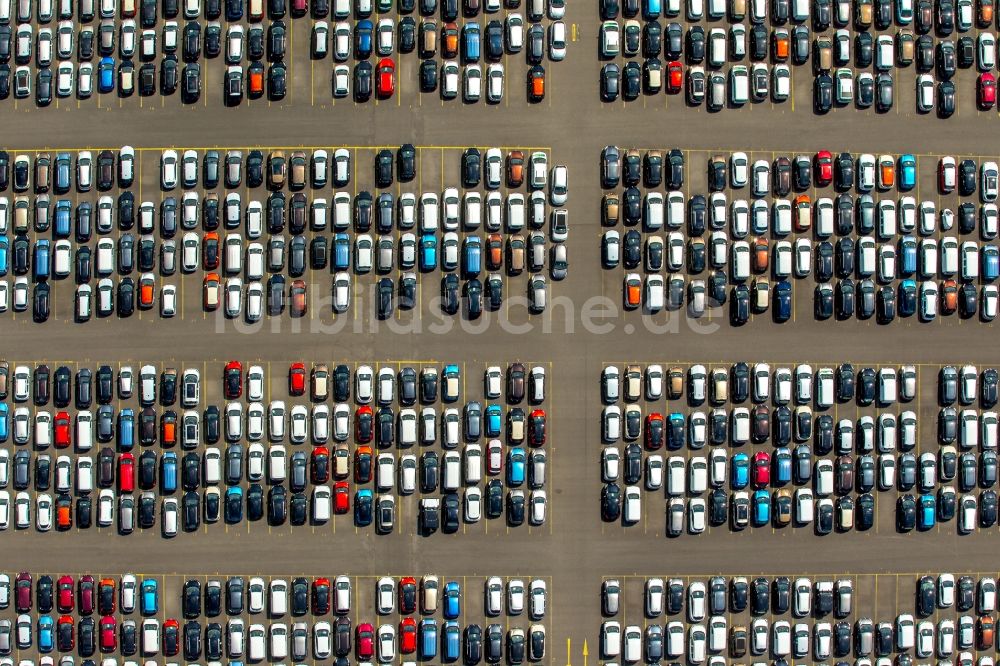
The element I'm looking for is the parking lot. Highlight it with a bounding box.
[6,0,1000,661]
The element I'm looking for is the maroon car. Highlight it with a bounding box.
[79,575,95,616]
[15,572,32,613]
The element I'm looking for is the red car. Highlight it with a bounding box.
[814,150,833,186]
[57,576,74,613]
[311,446,330,484]
[289,363,306,395]
[100,616,117,653]
[79,576,95,615]
[398,577,417,614]
[334,481,350,514]
[57,616,74,650]
[224,361,243,399]
[399,618,417,654]
[980,73,996,109]
[645,413,664,450]
[376,58,395,98]
[291,0,306,14]
[528,409,546,446]
[312,578,331,615]
[54,412,71,448]
[666,61,683,93]
[356,406,374,443]
[118,454,135,492]
[163,619,179,656]
[356,623,375,660]
[752,451,771,488]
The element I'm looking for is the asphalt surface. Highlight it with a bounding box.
[6,5,1000,663]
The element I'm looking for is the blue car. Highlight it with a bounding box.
[333,233,350,269]
[462,236,482,278]
[507,447,526,486]
[0,402,8,442]
[161,452,177,493]
[34,239,51,280]
[773,281,792,322]
[443,621,461,662]
[420,619,438,660]
[443,581,461,619]
[918,494,936,530]
[55,153,71,193]
[899,279,918,317]
[643,0,662,18]
[356,20,373,58]
[898,154,916,191]
[485,405,502,438]
[773,447,792,485]
[355,488,373,526]
[141,579,158,615]
[984,245,1000,281]
[420,234,438,272]
[731,453,749,489]
[54,200,72,238]
[37,615,53,653]
[899,236,917,275]
[752,490,770,526]
[225,486,243,523]
[667,413,685,449]
[118,408,135,449]
[0,236,8,276]
[462,23,481,62]
[98,57,115,93]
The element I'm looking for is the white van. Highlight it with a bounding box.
[142,619,160,656]
[506,194,525,231]
[465,444,482,484]
[731,408,750,443]
[76,411,93,450]
[399,409,417,446]
[442,451,461,491]
[464,192,482,229]
[729,65,749,105]
[645,192,664,230]
[226,235,243,274]
[792,0,809,19]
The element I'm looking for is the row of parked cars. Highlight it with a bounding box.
[0,570,551,663]
[601,578,1000,664]
[602,362,996,409]
[0,146,559,196]
[0,361,548,407]
[600,0,996,33]
[602,149,1000,202]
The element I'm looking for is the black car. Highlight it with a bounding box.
[182,63,201,102]
[354,61,372,101]
[601,483,620,521]
[814,73,833,112]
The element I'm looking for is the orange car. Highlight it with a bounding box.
[942,279,958,314]
[442,22,459,58]
[161,413,177,447]
[772,30,789,61]
[878,156,895,189]
[794,195,812,231]
[203,232,220,270]
[138,275,155,310]
[291,279,307,317]
[507,151,524,187]
[980,0,994,26]
[979,615,995,650]
[528,65,545,101]
[248,63,264,97]
[56,498,72,530]
[752,237,769,272]
[624,274,641,309]
[203,273,220,311]
[487,234,503,270]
